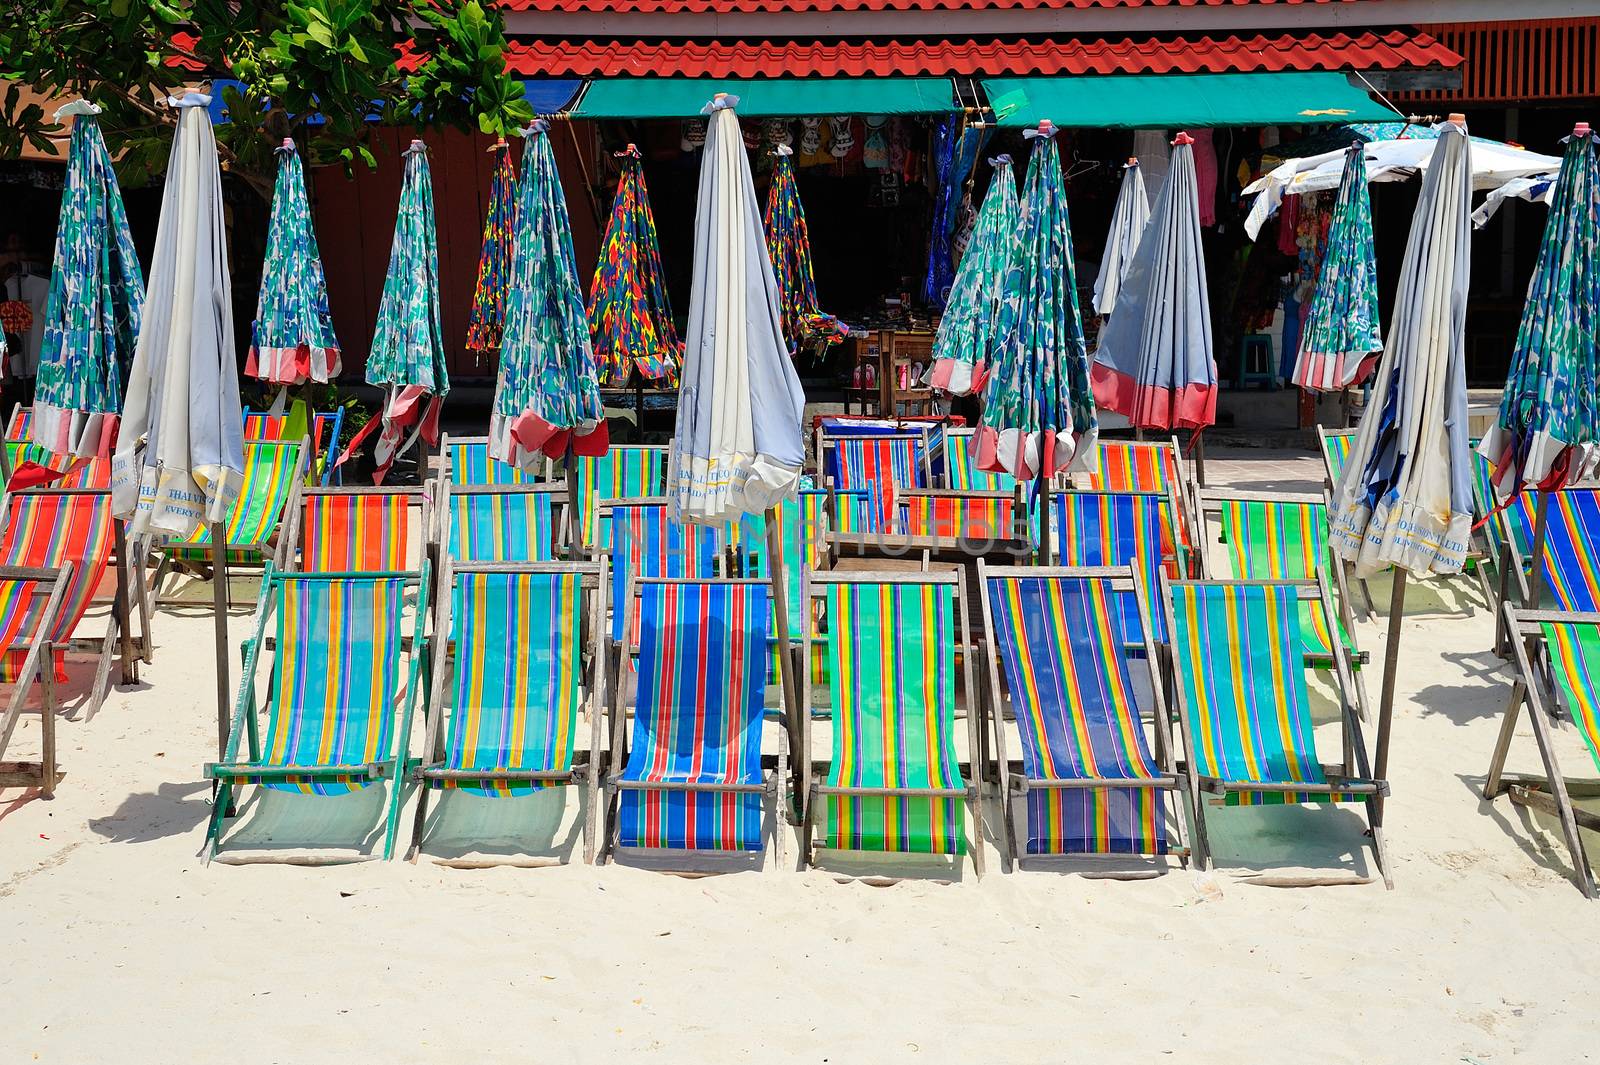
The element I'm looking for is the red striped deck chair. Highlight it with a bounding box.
[2,409,112,489]
[243,407,345,486]
[410,560,606,862]
[608,577,782,862]
[574,445,670,551]
[0,565,73,797]
[1162,577,1390,885]
[0,487,143,716]
[204,565,429,861]
[442,433,543,487]
[899,487,1027,561]
[161,439,306,581]
[1487,605,1600,897]
[1052,488,1185,645]
[277,487,426,572]
[977,563,1185,867]
[828,435,932,533]
[801,570,984,875]
[443,483,561,563]
[606,499,722,647]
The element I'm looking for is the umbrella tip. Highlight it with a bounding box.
[1037,119,1053,132]
[1576,122,1592,136]
[1447,112,1466,125]
[1172,131,1194,146]
[1127,156,1139,166]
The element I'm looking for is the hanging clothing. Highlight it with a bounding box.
[1132,130,1171,210]
[6,269,49,378]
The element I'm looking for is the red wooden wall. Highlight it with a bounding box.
[1402,19,1600,105]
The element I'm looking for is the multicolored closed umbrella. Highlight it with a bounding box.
[1091,158,1149,318]
[1292,143,1383,393]
[1479,124,1600,497]
[491,120,607,468]
[765,145,848,357]
[588,144,681,386]
[245,138,341,388]
[464,139,519,364]
[974,122,1098,483]
[1092,132,1217,432]
[927,154,1019,397]
[31,100,143,462]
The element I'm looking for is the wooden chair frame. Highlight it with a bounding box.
[0,564,71,797]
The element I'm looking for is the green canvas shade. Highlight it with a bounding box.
[573,77,958,119]
[984,73,1399,129]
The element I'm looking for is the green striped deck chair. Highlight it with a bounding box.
[1317,426,1356,490]
[204,564,430,861]
[1488,605,1600,897]
[944,428,1017,493]
[801,570,984,875]
[410,560,605,862]
[164,439,306,568]
[574,445,669,551]
[444,484,561,563]
[1162,577,1389,884]
[0,564,73,798]
[244,407,346,485]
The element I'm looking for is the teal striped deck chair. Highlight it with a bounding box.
[574,445,669,551]
[204,565,430,861]
[443,434,542,486]
[445,484,560,562]
[1162,578,1389,884]
[801,570,985,875]
[1487,604,1600,897]
[410,560,605,862]
[244,407,345,485]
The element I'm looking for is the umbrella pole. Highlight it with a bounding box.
[763,507,800,797]
[1035,462,1051,566]
[1374,568,1406,822]
[1526,489,1551,609]
[210,521,232,809]
[564,444,581,560]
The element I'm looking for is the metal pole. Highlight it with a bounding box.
[565,444,582,559]
[1035,462,1051,566]
[763,507,800,773]
[1526,489,1550,609]
[1373,568,1407,821]
[210,520,231,804]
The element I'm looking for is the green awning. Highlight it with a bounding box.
[571,77,958,119]
[983,73,1399,130]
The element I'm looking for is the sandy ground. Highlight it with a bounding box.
[2,448,1597,1063]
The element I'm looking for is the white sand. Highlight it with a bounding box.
[2,450,1597,1062]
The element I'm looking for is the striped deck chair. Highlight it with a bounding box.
[1052,489,1184,645]
[738,489,835,728]
[1470,448,1535,606]
[900,488,1025,547]
[606,500,721,646]
[1077,437,1198,555]
[442,434,543,486]
[608,577,782,861]
[243,407,345,486]
[410,560,605,862]
[827,435,932,533]
[943,428,1017,493]
[1487,605,1600,897]
[160,440,306,601]
[0,565,73,797]
[1509,488,1600,612]
[978,564,1184,867]
[1316,426,1356,489]
[1162,577,1389,884]
[204,565,429,861]
[2,409,112,489]
[574,445,669,551]
[277,487,425,572]
[0,488,144,716]
[444,483,560,563]
[801,570,984,874]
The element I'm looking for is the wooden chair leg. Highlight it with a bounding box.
[1484,679,1526,800]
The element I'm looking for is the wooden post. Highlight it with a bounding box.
[564,445,582,560]
[1373,568,1407,821]
[1526,489,1551,609]
[210,521,231,805]
[764,507,800,782]
[1035,462,1051,566]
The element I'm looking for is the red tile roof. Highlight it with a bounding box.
[505,31,1460,78]
[501,0,1345,11]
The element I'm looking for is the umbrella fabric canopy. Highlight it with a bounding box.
[359,140,448,483]
[1092,133,1217,432]
[765,144,848,356]
[112,93,244,536]
[490,121,607,467]
[927,153,1019,397]
[1091,159,1150,318]
[669,94,807,523]
[975,123,1098,480]
[1291,143,1384,392]
[244,138,341,388]
[588,144,682,385]
[32,100,143,461]
[1479,127,1600,496]
[1328,121,1475,578]
[464,139,519,364]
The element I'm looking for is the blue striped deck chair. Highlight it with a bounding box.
[978,563,1184,867]
[204,565,430,861]
[574,445,670,551]
[826,435,933,533]
[1162,577,1389,885]
[606,500,721,646]
[410,560,605,862]
[0,564,74,797]
[801,570,985,875]
[1470,448,1538,622]
[1512,488,1600,612]
[442,433,542,487]
[1077,437,1200,558]
[244,407,346,486]
[1052,489,1184,645]
[1487,604,1600,897]
[445,483,560,563]
[610,578,781,861]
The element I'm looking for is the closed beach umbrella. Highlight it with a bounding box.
[589,144,681,385]
[464,138,519,365]
[32,100,143,461]
[1092,132,1217,432]
[669,93,806,524]
[1292,143,1383,393]
[1479,124,1600,496]
[1091,158,1149,318]
[765,144,847,357]
[490,121,607,468]
[974,121,1098,483]
[926,154,1019,397]
[245,138,341,388]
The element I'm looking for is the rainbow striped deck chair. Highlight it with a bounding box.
[943,428,1017,493]
[1488,605,1600,897]
[243,407,345,486]
[978,563,1184,867]
[161,439,306,598]
[277,487,426,572]
[609,578,781,861]
[825,435,933,533]
[606,500,721,645]
[442,433,544,487]
[1077,437,1198,554]
[1317,426,1356,489]
[899,488,1026,549]
[1052,489,1184,644]
[574,445,669,551]
[801,570,984,875]
[444,483,560,563]
[410,560,605,862]
[2,409,112,489]
[204,565,430,861]
[1509,488,1600,612]
[1470,449,1534,595]
[1162,577,1389,884]
[0,564,74,797]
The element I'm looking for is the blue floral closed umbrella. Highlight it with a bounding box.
[1292,143,1383,393]
[927,154,1019,397]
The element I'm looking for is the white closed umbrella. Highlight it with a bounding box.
[1092,158,1149,317]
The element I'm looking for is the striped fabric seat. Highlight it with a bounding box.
[3,414,111,488]
[447,439,536,487]
[1216,498,1355,659]
[449,490,555,562]
[437,569,583,796]
[1053,491,1181,644]
[987,574,1167,855]
[1079,440,1179,494]
[619,581,769,850]
[1533,489,1600,611]
[1168,583,1354,804]
[244,409,343,485]
[1540,621,1600,774]
[832,437,926,533]
[1470,449,1535,567]
[251,576,407,794]
[1320,429,1355,485]
[901,493,1017,544]
[168,440,301,564]
[739,492,824,640]
[822,580,966,854]
[945,431,1017,493]
[610,504,720,643]
[0,574,67,680]
[0,491,113,681]
[295,493,412,572]
[575,447,669,550]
